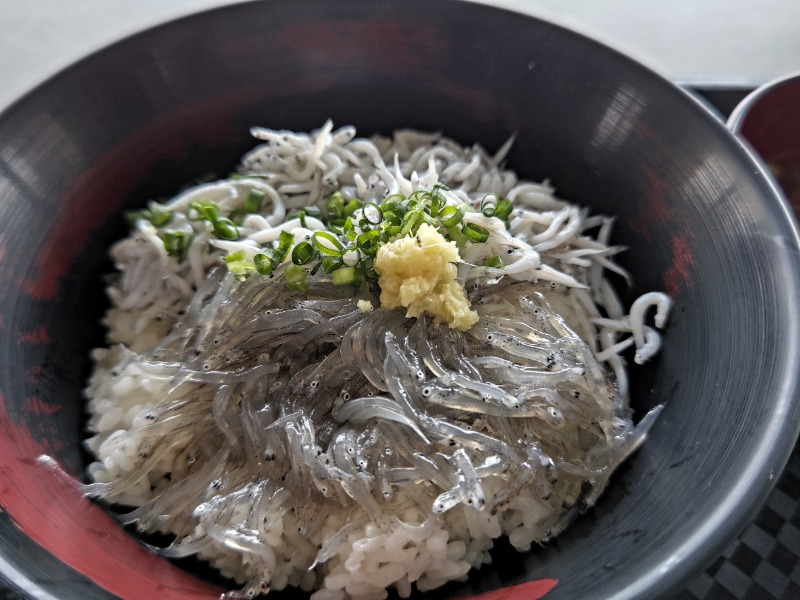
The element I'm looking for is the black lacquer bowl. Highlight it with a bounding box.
[0,1,799,599]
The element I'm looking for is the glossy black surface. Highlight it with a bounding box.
[0,1,799,599]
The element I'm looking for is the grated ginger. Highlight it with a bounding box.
[374,223,478,331]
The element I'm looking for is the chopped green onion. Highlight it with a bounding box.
[360,256,378,281]
[342,217,357,242]
[125,210,144,227]
[344,199,363,217]
[429,194,443,217]
[127,206,173,228]
[291,241,317,265]
[213,218,240,240]
[352,266,363,288]
[161,230,192,258]
[228,208,247,224]
[484,255,504,268]
[381,200,404,214]
[284,264,307,284]
[268,230,295,266]
[407,190,426,205]
[382,225,403,238]
[481,194,499,217]
[383,193,406,205]
[326,192,346,220]
[224,250,246,263]
[382,212,404,227]
[461,222,490,243]
[226,260,256,277]
[150,208,173,227]
[438,205,465,228]
[304,206,322,220]
[233,184,507,288]
[400,210,424,237]
[356,230,381,256]
[380,200,405,225]
[363,202,383,225]
[332,266,357,286]
[277,230,295,252]
[312,231,345,255]
[447,225,468,248]
[494,198,513,220]
[321,255,343,273]
[245,189,266,214]
[189,201,220,223]
[254,253,276,275]
[284,262,309,290]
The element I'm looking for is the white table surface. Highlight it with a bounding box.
[1,0,800,110]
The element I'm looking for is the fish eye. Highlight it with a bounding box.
[416,370,425,380]
[310,381,319,388]
[486,334,493,341]
[421,387,432,397]
[507,248,514,254]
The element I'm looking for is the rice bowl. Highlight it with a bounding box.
[0,1,798,599]
[82,124,668,598]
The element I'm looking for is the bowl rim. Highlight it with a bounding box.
[727,70,800,134]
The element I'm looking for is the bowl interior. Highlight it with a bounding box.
[1,1,799,599]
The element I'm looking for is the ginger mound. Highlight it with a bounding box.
[374,223,478,331]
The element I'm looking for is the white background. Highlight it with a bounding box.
[1,0,800,108]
